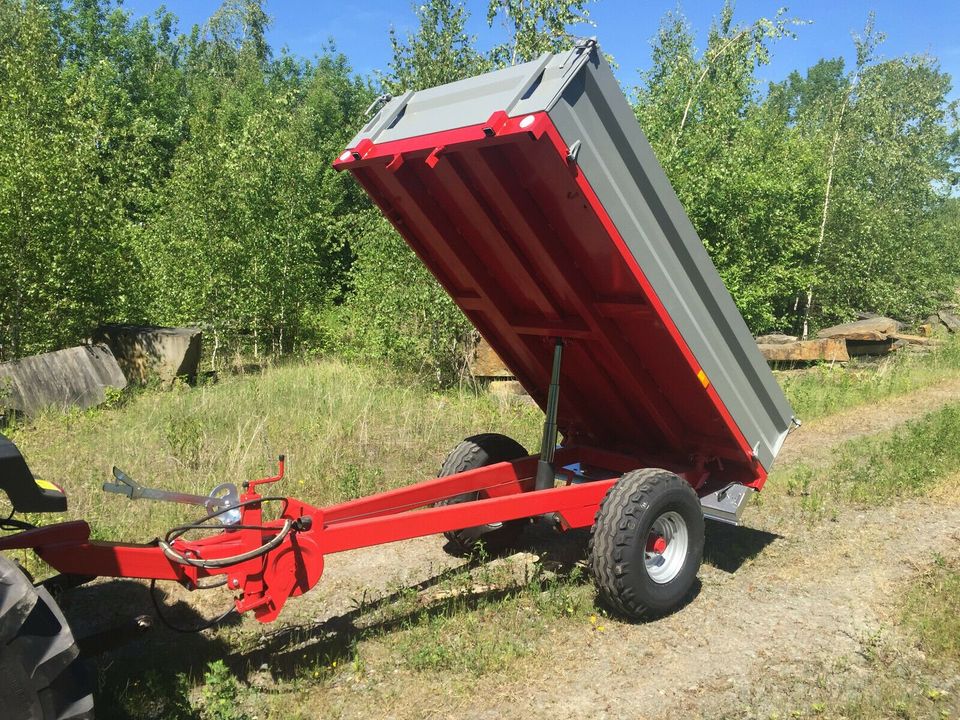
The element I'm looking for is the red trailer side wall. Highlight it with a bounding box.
[337,113,763,487]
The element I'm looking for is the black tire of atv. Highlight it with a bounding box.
[0,555,94,720]
[436,433,529,556]
[588,468,704,621]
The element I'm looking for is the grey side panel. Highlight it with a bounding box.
[545,51,793,471]
[347,45,597,149]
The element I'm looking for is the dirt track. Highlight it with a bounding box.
[776,376,960,467]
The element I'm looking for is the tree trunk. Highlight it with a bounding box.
[801,84,853,339]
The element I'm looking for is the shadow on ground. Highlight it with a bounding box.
[703,520,781,573]
[70,518,780,717]
[61,578,246,720]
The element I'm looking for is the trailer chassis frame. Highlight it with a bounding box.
[0,445,718,624]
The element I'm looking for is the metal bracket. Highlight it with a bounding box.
[700,483,754,525]
[560,37,598,69]
[364,93,393,117]
[566,139,582,164]
[104,467,239,519]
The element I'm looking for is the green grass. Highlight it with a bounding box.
[390,558,589,676]
[779,401,960,514]
[903,556,960,668]
[3,359,542,546]
[777,334,960,421]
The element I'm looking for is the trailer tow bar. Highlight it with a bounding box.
[535,338,564,492]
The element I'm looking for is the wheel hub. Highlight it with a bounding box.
[643,510,689,584]
[646,535,667,554]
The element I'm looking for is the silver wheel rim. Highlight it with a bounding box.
[644,510,688,584]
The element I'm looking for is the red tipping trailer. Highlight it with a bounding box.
[0,41,793,718]
[335,39,794,495]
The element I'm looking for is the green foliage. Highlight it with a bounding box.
[636,4,815,333]
[136,9,372,359]
[1,0,959,381]
[382,0,487,93]
[811,49,960,326]
[326,213,474,384]
[0,0,372,365]
[783,401,960,510]
[200,660,249,720]
[636,4,959,334]
[0,0,135,358]
[486,0,594,66]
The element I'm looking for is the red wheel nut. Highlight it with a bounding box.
[646,535,667,554]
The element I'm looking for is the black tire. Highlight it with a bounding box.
[436,433,529,556]
[0,555,94,719]
[588,468,704,621]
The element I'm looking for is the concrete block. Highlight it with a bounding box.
[0,344,126,415]
[488,379,527,396]
[470,337,513,378]
[92,325,202,384]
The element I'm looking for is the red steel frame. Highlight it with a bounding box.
[0,447,703,623]
[0,108,765,626]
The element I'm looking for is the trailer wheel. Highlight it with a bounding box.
[436,433,529,556]
[588,468,704,621]
[0,555,94,720]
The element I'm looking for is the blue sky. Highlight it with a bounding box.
[121,1,960,101]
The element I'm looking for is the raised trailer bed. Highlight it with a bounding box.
[0,40,794,719]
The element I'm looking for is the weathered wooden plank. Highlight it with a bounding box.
[758,338,849,363]
[755,333,798,345]
[471,337,513,378]
[816,316,900,341]
[891,333,931,345]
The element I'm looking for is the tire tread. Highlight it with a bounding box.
[0,556,94,719]
[436,433,528,555]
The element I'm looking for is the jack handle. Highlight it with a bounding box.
[245,455,285,493]
[104,467,215,508]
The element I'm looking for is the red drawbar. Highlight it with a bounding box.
[335,111,764,489]
[0,449,731,624]
[0,455,618,623]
